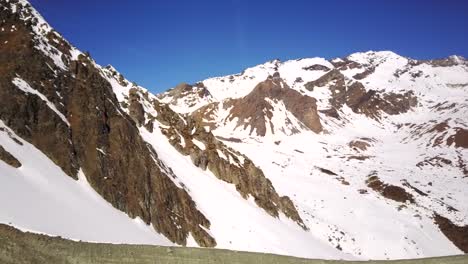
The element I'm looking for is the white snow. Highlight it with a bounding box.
[192,138,206,150]
[96,148,106,155]
[0,121,173,245]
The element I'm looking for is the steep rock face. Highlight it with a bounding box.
[68,56,215,247]
[0,0,215,247]
[447,128,468,149]
[0,1,77,177]
[193,74,322,137]
[434,214,468,253]
[128,87,146,126]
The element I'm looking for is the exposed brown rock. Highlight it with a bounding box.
[191,102,219,130]
[0,145,21,168]
[305,70,417,119]
[425,122,468,149]
[346,86,418,118]
[319,108,340,119]
[426,56,467,67]
[401,180,427,197]
[330,58,362,70]
[348,140,371,152]
[0,5,78,178]
[366,173,414,203]
[302,64,330,71]
[416,156,452,168]
[315,167,349,185]
[447,128,468,148]
[294,77,303,83]
[68,56,215,247]
[304,69,344,91]
[352,67,375,80]
[434,214,468,253]
[128,88,145,126]
[316,167,337,176]
[226,76,322,136]
[215,136,242,143]
[347,155,371,161]
[457,154,468,177]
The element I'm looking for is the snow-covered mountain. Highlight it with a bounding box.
[0,0,467,260]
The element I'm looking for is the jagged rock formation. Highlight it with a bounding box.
[305,70,417,119]
[224,74,322,136]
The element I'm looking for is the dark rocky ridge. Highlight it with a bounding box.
[0,145,21,168]
[0,0,215,247]
[365,172,415,204]
[305,70,417,119]
[191,75,323,136]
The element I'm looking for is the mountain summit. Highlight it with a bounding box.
[0,0,467,260]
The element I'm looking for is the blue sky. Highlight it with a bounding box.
[30,0,468,93]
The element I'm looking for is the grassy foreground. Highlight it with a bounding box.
[0,224,466,264]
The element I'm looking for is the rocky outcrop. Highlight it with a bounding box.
[159,82,212,110]
[352,66,375,80]
[365,173,414,204]
[304,69,344,91]
[191,102,219,130]
[305,70,417,119]
[447,128,468,148]
[0,1,215,247]
[0,1,78,177]
[226,75,322,136]
[0,145,21,168]
[348,139,371,152]
[434,214,468,253]
[68,55,215,247]
[302,64,330,71]
[128,88,146,126]
[152,101,307,229]
[426,56,467,67]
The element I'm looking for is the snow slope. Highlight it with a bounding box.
[0,121,172,246]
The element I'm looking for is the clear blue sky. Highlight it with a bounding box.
[30,0,468,93]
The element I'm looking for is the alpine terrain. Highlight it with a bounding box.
[0,0,467,261]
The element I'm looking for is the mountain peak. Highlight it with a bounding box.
[346,50,405,65]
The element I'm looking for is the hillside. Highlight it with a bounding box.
[1,224,467,264]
